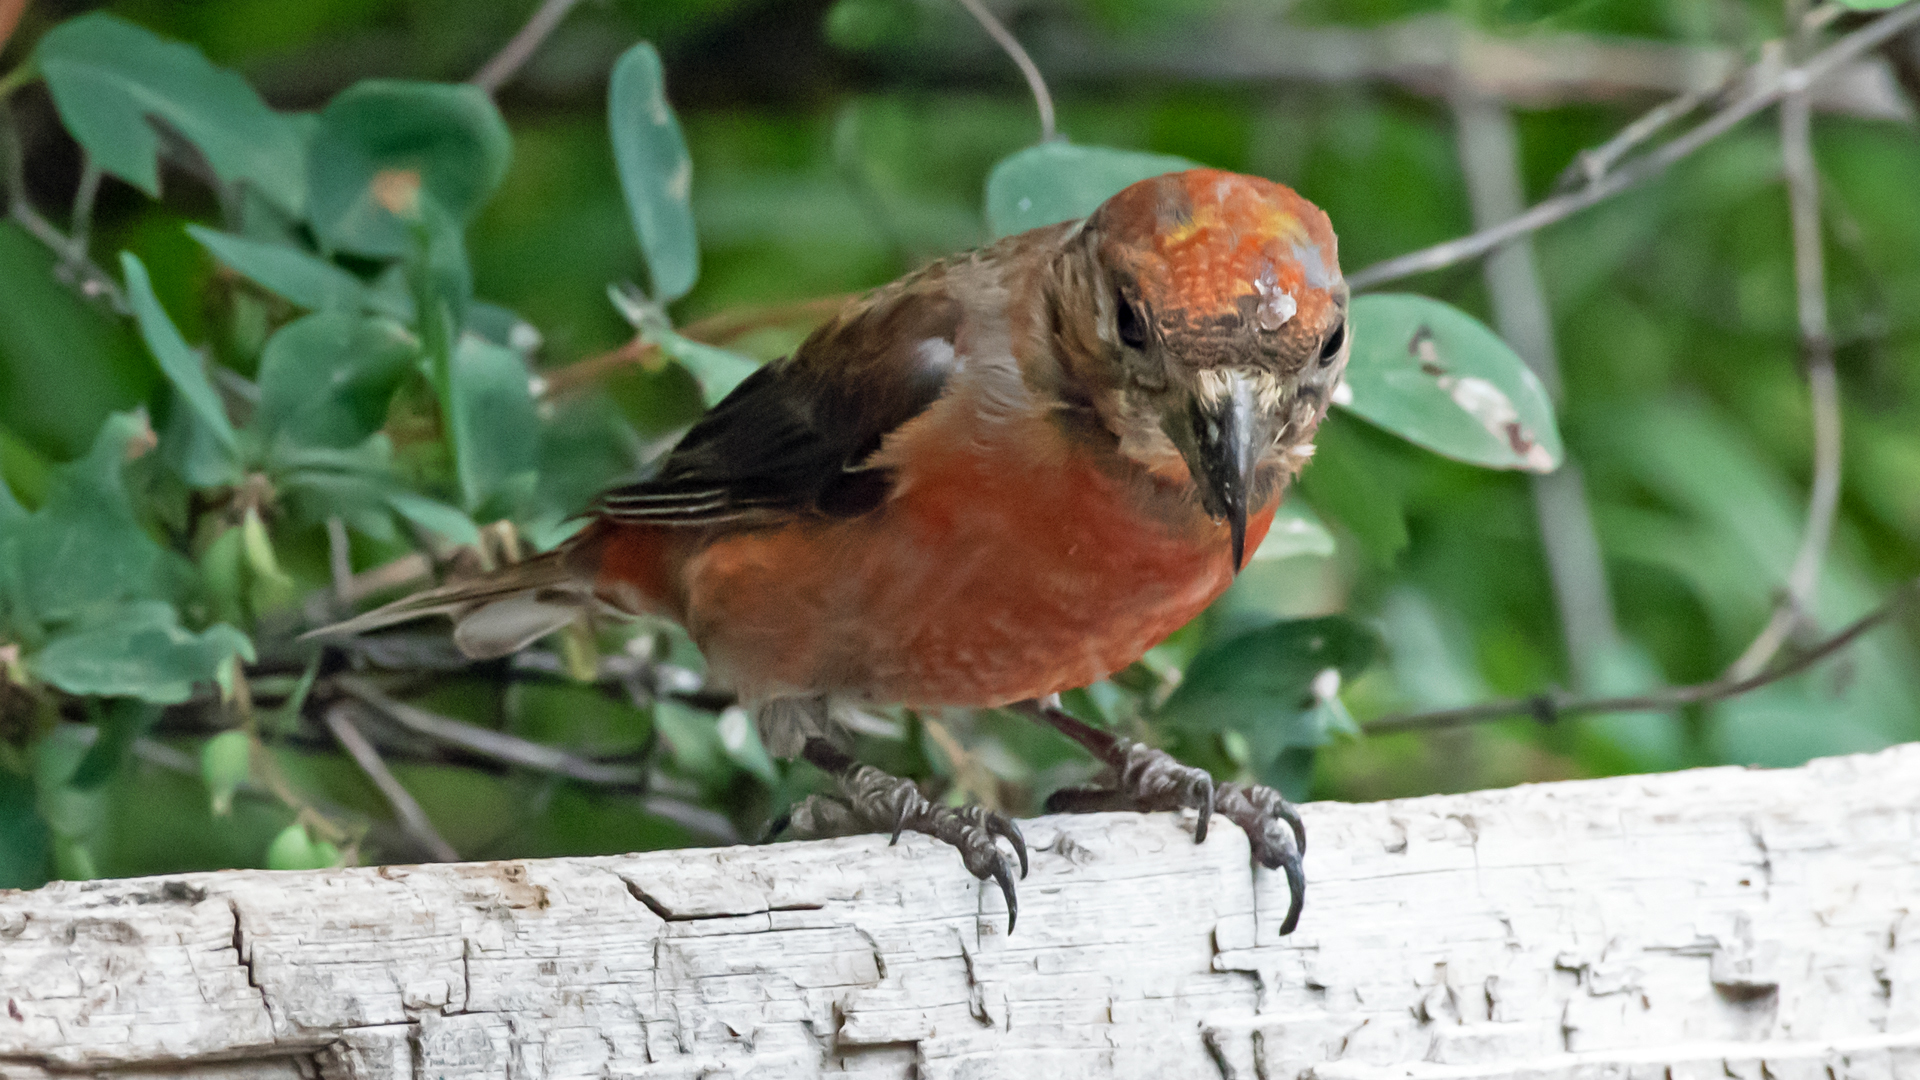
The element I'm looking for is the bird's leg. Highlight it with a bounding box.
[785,738,1028,931]
[1015,698,1307,935]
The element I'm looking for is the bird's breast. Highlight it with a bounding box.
[677,409,1273,706]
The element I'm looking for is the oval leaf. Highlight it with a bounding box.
[307,80,511,257]
[448,336,539,513]
[256,313,416,450]
[189,226,373,312]
[1156,615,1377,761]
[35,13,308,214]
[984,142,1199,239]
[121,252,238,455]
[1338,293,1563,473]
[609,43,700,303]
[28,600,253,705]
[1252,500,1336,562]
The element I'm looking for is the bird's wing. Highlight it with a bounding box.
[596,269,965,526]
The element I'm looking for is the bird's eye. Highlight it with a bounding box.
[1116,292,1148,350]
[1318,319,1346,365]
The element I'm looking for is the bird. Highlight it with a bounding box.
[315,168,1349,936]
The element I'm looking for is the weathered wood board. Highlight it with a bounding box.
[2,744,1916,1079]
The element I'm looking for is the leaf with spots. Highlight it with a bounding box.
[1336,294,1563,473]
[610,43,700,303]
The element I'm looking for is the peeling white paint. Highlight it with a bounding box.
[1,745,1916,1078]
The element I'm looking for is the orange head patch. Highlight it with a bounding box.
[1088,169,1342,371]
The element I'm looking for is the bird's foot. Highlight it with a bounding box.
[786,740,1027,931]
[1021,700,1307,935]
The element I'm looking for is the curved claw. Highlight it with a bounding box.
[1192,774,1215,845]
[889,799,912,845]
[989,814,1029,878]
[1277,854,1305,936]
[988,854,1019,934]
[1276,799,1306,857]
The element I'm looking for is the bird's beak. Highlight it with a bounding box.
[1166,371,1266,572]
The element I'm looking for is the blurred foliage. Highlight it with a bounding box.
[0,0,1916,890]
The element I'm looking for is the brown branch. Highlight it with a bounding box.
[953,0,1056,142]
[1726,44,1844,682]
[1348,1,1920,291]
[334,674,649,787]
[324,703,460,863]
[1364,578,1920,734]
[470,0,584,94]
[539,293,851,397]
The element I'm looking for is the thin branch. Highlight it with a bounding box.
[68,152,100,253]
[1552,84,1716,193]
[334,675,648,786]
[1364,577,1920,734]
[324,704,460,862]
[953,0,1056,142]
[539,293,851,398]
[0,103,129,312]
[325,517,354,604]
[1726,60,1843,682]
[470,0,584,94]
[1348,1,1920,291]
[1451,91,1621,693]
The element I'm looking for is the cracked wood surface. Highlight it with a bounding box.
[2,744,1917,1079]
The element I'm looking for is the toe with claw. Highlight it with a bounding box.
[816,751,1028,931]
[1217,781,1307,935]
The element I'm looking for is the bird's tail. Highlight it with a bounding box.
[305,545,597,660]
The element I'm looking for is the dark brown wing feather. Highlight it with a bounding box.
[596,268,964,526]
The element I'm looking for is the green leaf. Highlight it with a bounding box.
[652,699,726,780]
[386,490,481,547]
[189,225,373,312]
[1156,615,1377,761]
[68,699,162,789]
[265,821,340,870]
[0,768,50,889]
[1251,499,1335,562]
[35,12,307,214]
[1339,294,1563,473]
[9,412,166,625]
[256,313,416,449]
[121,252,239,457]
[308,80,511,257]
[200,729,252,816]
[609,43,700,303]
[716,706,779,786]
[0,224,155,462]
[448,335,539,513]
[646,322,758,406]
[984,143,1199,239]
[28,600,254,705]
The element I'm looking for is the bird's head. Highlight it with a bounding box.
[1053,168,1348,568]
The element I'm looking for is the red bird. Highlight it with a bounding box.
[322,169,1349,935]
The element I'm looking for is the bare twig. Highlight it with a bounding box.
[0,104,129,313]
[1451,91,1621,693]
[1726,40,1844,683]
[1553,85,1716,193]
[324,704,460,862]
[1349,1,1920,291]
[325,517,353,604]
[68,152,100,253]
[953,0,1056,142]
[539,293,850,398]
[470,0,585,94]
[1365,578,1920,734]
[334,675,648,786]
